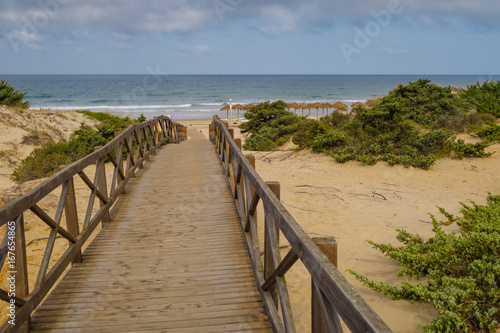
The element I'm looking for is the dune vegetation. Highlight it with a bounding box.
[11,111,140,183]
[239,79,500,332]
[0,79,29,109]
[241,79,499,169]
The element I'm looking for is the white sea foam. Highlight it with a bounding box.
[34,104,193,110]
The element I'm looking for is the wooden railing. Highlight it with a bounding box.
[0,116,185,333]
[210,116,392,333]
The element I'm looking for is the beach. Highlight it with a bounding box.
[0,112,499,331]
[182,118,500,332]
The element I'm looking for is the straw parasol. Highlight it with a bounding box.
[298,103,307,117]
[333,101,349,110]
[220,104,230,118]
[351,102,365,108]
[322,102,333,116]
[312,102,322,119]
[233,104,243,119]
[289,102,301,115]
[243,103,255,111]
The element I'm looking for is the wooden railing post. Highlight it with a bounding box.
[154,118,160,145]
[59,166,82,264]
[235,138,242,150]
[114,132,125,190]
[264,182,280,307]
[3,195,30,332]
[94,147,110,224]
[312,237,342,333]
[182,126,188,140]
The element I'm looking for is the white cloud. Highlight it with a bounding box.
[258,5,300,36]
[179,44,213,56]
[1,0,500,41]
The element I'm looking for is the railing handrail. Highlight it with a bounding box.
[0,118,183,226]
[210,116,392,333]
[0,115,186,332]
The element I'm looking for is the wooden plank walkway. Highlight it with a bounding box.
[30,127,272,332]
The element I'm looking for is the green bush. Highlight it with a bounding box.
[432,112,496,133]
[12,112,142,183]
[310,130,349,152]
[238,81,495,169]
[476,124,500,142]
[416,129,453,154]
[241,101,302,150]
[461,80,500,117]
[240,101,293,134]
[321,111,351,129]
[0,79,29,109]
[348,194,500,332]
[11,142,72,182]
[375,79,469,127]
[292,119,331,147]
[451,138,492,159]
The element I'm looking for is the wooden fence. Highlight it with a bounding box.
[210,115,392,333]
[0,116,185,332]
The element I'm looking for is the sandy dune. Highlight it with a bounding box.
[1,113,498,331]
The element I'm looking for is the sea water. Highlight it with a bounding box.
[2,74,499,120]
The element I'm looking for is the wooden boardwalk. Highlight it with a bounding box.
[30,127,272,332]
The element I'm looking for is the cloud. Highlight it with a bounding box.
[1,0,500,41]
[179,44,213,56]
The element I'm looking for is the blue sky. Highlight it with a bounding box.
[1,0,499,75]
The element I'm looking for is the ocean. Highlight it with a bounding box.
[2,75,499,120]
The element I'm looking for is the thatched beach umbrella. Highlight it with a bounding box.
[351,102,365,108]
[333,101,349,110]
[312,102,322,119]
[220,104,230,118]
[233,104,243,119]
[306,103,315,117]
[299,103,308,117]
[289,102,300,115]
[243,103,255,111]
[322,102,333,116]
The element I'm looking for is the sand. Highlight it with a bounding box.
[1,113,498,331]
[0,107,103,320]
[181,118,500,332]
[0,107,101,195]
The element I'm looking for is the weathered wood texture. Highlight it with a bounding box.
[0,117,183,332]
[28,127,271,332]
[211,116,392,333]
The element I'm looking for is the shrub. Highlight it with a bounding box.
[451,138,492,159]
[241,101,303,150]
[432,112,496,133]
[461,80,500,117]
[240,100,292,134]
[0,79,29,109]
[475,124,500,142]
[11,142,72,183]
[310,130,349,153]
[321,111,350,129]
[11,112,143,183]
[244,126,281,151]
[292,119,331,147]
[348,194,500,332]
[375,79,468,127]
[416,129,453,154]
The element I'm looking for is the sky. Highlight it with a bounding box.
[0,0,499,75]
